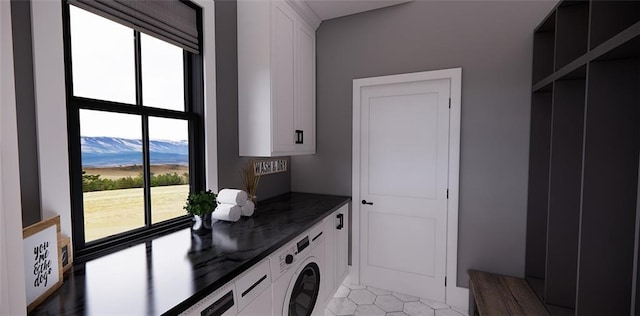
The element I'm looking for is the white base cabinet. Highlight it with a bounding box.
[180,259,271,316]
[335,206,349,285]
[238,0,316,157]
[181,204,349,315]
[322,204,350,305]
[179,282,237,316]
[236,286,272,316]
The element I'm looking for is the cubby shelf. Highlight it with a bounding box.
[532,13,556,84]
[526,1,640,315]
[555,1,589,70]
[590,1,640,49]
[525,85,552,288]
[532,0,640,90]
[545,69,585,310]
[577,58,640,316]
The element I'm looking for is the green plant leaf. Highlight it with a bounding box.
[184,190,217,216]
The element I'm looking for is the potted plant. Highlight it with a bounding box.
[184,190,217,234]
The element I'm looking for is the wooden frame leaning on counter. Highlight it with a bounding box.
[22,215,63,312]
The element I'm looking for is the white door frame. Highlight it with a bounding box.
[1,0,28,312]
[351,68,468,309]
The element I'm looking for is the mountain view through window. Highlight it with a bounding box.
[69,6,192,243]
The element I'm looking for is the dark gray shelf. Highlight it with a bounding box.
[590,1,640,50]
[533,19,640,91]
[547,304,575,316]
[528,2,640,315]
[555,1,589,70]
[525,86,553,282]
[576,58,640,316]
[527,277,545,301]
[545,70,585,309]
[532,13,556,84]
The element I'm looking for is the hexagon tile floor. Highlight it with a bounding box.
[324,281,468,316]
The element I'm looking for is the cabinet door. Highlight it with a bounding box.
[295,20,315,153]
[272,2,296,154]
[179,283,237,316]
[237,287,272,316]
[335,205,349,285]
[235,259,271,312]
[323,215,337,305]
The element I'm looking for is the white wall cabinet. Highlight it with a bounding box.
[322,204,350,305]
[238,0,316,157]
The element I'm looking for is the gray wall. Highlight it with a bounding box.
[11,0,42,227]
[215,0,290,201]
[291,0,557,286]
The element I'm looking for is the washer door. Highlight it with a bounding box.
[285,259,321,316]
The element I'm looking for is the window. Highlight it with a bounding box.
[63,4,204,258]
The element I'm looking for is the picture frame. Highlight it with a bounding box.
[59,234,73,273]
[23,215,63,312]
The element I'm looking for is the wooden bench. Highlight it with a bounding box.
[468,270,549,316]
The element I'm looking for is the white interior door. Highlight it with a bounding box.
[358,76,450,301]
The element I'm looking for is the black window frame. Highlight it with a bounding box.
[61,0,205,262]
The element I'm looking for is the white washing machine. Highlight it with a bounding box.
[270,223,326,316]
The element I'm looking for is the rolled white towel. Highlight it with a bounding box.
[241,200,255,217]
[211,204,241,222]
[217,189,248,207]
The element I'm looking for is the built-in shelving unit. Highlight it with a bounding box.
[526,1,640,315]
[532,13,556,83]
[545,67,585,310]
[555,2,589,70]
[525,84,552,293]
[577,56,639,316]
[589,1,640,50]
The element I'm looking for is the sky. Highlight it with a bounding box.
[79,110,188,142]
[71,6,187,141]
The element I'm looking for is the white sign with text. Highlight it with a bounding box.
[253,159,288,176]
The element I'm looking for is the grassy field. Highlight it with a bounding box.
[82,165,189,242]
[83,164,189,180]
[83,185,189,242]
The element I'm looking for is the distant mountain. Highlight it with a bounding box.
[81,136,188,167]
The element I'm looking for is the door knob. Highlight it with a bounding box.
[361,200,373,205]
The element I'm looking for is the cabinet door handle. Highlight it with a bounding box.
[241,274,268,297]
[295,130,303,144]
[336,213,344,230]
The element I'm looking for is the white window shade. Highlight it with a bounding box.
[68,0,200,54]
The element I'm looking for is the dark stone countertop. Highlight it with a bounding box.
[30,192,350,316]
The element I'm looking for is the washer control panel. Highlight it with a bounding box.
[278,244,298,273]
[270,222,323,281]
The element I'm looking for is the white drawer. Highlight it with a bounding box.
[235,258,271,313]
[179,281,237,316]
[309,222,324,246]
